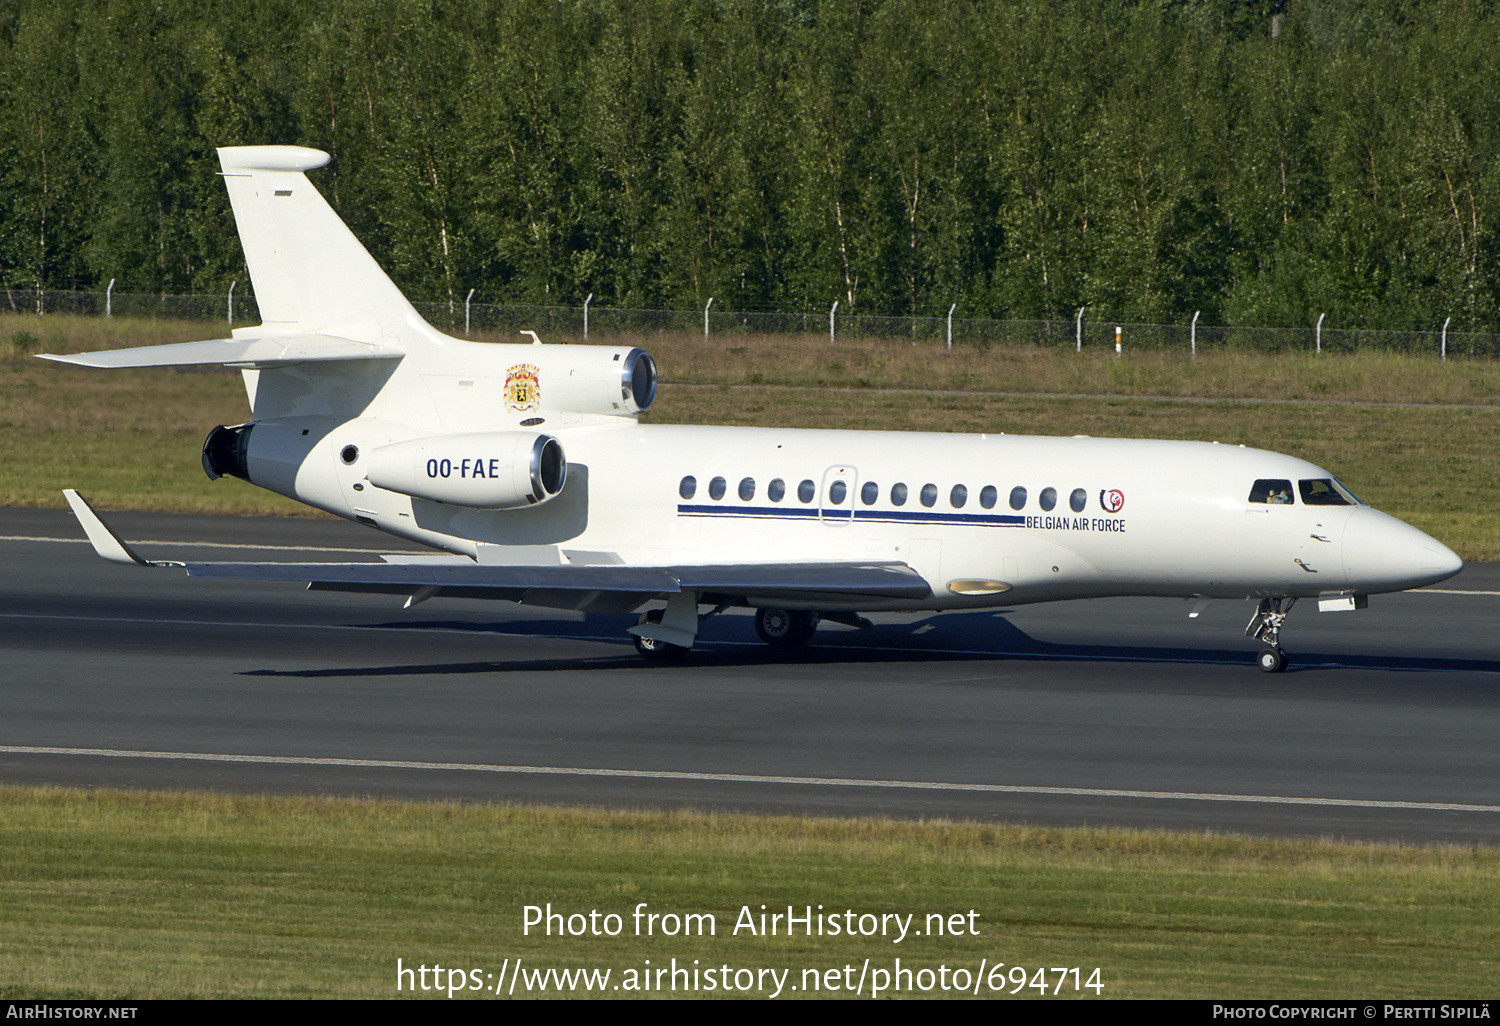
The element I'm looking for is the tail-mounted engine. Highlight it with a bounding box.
[202,423,254,481]
[493,344,656,419]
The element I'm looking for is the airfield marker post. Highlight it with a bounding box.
[1115,325,1122,357]
[228,281,236,329]
[1442,316,1451,362]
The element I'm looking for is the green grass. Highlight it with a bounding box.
[1,787,1497,999]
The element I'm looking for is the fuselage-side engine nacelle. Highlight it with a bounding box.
[204,423,567,510]
[364,432,566,509]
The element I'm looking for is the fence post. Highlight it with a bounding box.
[947,303,956,350]
[584,293,593,341]
[465,288,475,336]
[1191,310,1199,358]
[228,281,236,329]
[1075,307,1085,353]
[830,300,838,342]
[704,297,713,339]
[1442,316,1450,362]
[1316,312,1325,355]
[106,279,115,319]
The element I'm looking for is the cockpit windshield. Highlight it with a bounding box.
[1299,478,1360,506]
[1249,479,1295,504]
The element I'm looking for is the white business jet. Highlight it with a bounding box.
[45,146,1462,672]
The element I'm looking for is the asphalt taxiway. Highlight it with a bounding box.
[2,507,1497,844]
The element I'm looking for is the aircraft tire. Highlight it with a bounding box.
[1257,647,1288,674]
[633,609,688,660]
[754,608,819,647]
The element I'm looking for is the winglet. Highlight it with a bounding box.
[63,490,152,566]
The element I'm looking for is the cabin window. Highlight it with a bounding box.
[1039,486,1057,511]
[1009,486,1027,510]
[891,482,908,506]
[920,483,938,507]
[679,475,697,499]
[861,481,879,505]
[709,476,727,500]
[1299,478,1355,506]
[1249,479,1294,504]
[950,484,968,508]
[768,478,786,502]
[739,477,755,501]
[828,480,848,505]
[980,485,997,509]
[1070,488,1086,512]
[798,479,816,503]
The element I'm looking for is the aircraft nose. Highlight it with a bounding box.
[1342,508,1462,592]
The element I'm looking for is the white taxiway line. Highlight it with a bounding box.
[0,745,1495,814]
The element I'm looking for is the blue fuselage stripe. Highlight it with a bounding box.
[676,503,1025,527]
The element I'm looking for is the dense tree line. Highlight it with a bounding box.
[3,0,1500,329]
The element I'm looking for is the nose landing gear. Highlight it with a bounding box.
[1246,597,1295,673]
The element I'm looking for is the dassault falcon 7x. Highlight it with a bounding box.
[45,145,1462,672]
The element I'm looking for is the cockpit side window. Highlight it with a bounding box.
[1249,479,1295,504]
[1299,478,1355,506]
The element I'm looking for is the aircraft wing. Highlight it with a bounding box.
[63,490,930,606]
[38,333,403,370]
[178,559,931,601]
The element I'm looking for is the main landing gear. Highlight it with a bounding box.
[632,609,688,660]
[632,606,827,659]
[1246,597,1295,673]
[753,608,820,648]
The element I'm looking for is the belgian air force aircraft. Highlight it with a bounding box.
[45,145,1463,673]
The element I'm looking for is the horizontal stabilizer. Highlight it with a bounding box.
[39,334,403,370]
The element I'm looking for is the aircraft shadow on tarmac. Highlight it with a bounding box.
[237,609,1500,679]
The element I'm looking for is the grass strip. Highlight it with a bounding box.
[0,786,1496,999]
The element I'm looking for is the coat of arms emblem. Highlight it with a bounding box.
[503,363,541,413]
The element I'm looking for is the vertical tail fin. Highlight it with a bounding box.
[217,146,442,346]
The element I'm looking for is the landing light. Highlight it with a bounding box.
[948,579,1011,596]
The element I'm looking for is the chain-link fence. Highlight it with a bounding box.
[9,286,1500,359]
[2,286,263,326]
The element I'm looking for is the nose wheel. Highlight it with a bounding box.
[1247,597,1295,673]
